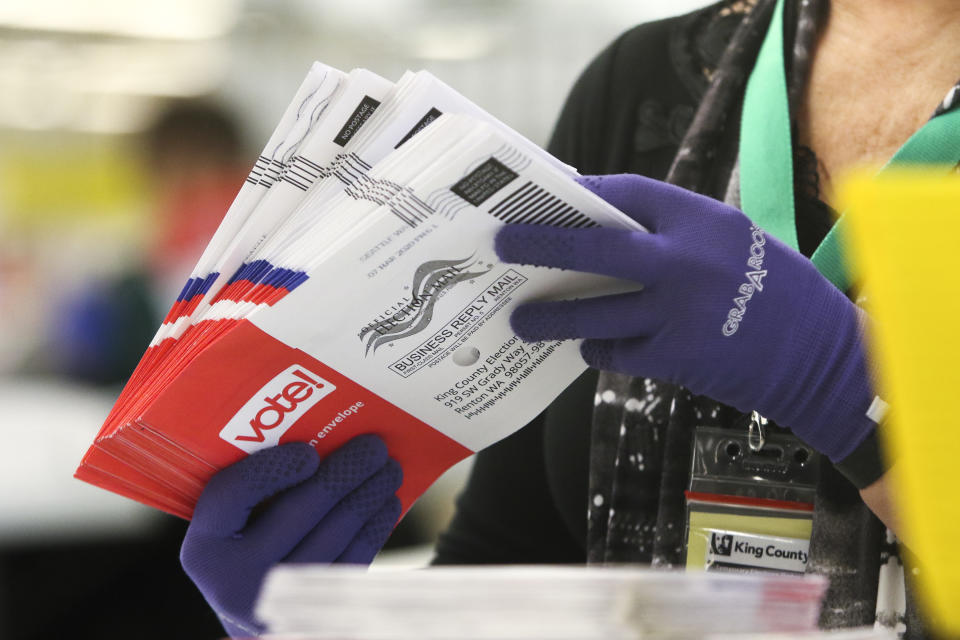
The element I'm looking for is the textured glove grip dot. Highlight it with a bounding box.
[581,339,614,370]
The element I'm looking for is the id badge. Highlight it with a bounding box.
[684,426,819,574]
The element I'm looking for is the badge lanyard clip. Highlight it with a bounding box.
[747,411,768,452]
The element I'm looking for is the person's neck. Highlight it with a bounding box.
[794,0,960,203]
[824,0,960,73]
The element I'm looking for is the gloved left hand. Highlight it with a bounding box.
[495,173,880,464]
[181,436,402,638]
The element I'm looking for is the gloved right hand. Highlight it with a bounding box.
[181,435,403,638]
[496,174,880,466]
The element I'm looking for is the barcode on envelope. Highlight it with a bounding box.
[488,181,597,228]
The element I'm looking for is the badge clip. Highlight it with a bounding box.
[747,410,768,452]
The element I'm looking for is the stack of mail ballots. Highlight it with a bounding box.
[75,61,643,518]
[252,565,889,639]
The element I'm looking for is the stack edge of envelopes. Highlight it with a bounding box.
[75,61,643,519]
[254,565,891,640]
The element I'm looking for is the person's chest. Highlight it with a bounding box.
[794,30,959,205]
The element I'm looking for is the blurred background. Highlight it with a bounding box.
[0,0,712,637]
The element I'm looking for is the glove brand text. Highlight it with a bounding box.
[722,224,768,336]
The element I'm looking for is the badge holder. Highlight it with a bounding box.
[684,425,819,574]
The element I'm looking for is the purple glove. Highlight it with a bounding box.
[181,435,402,637]
[495,173,879,463]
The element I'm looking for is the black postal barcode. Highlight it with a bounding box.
[489,181,597,228]
[282,155,328,191]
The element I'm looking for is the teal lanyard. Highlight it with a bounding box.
[739,0,960,292]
